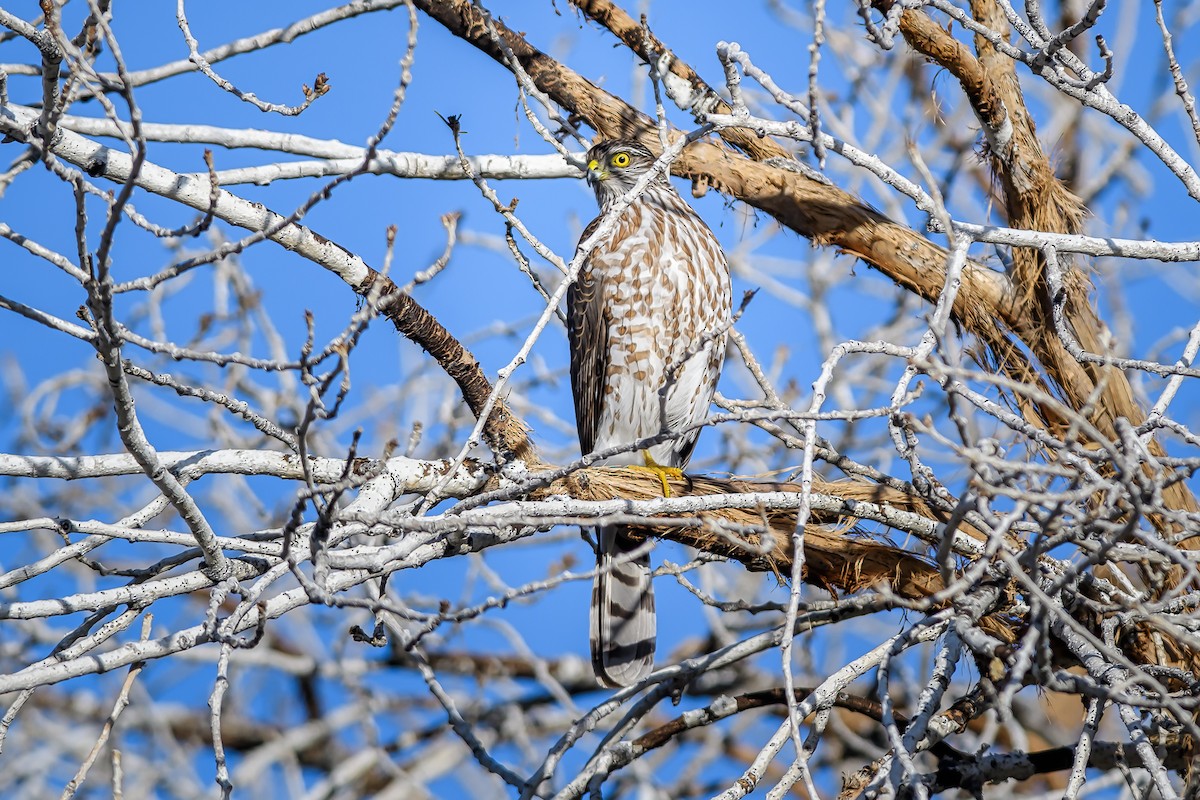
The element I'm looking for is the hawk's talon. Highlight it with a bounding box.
[629,451,684,497]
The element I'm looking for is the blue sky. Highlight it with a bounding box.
[2,2,1198,795]
[5,0,1196,450]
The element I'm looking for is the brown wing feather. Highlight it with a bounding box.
[567,216,607,457]
[572,213,659,687]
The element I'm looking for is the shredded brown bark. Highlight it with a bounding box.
[359,269,536,464]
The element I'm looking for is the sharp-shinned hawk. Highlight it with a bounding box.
[568,139,732,687]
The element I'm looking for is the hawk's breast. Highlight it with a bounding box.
[580,189,731,468]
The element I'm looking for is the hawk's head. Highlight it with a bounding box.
[584,140,665,205]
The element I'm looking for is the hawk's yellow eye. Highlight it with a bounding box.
[610,152,631,168]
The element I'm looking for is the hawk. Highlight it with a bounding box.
[568,140,732,687]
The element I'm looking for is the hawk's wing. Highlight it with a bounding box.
[567,216,608,457]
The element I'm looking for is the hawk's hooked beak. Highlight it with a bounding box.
[586,158,607,186]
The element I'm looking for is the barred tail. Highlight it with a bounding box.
[589,526,656,687]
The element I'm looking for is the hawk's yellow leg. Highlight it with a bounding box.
[628,450,684,497]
